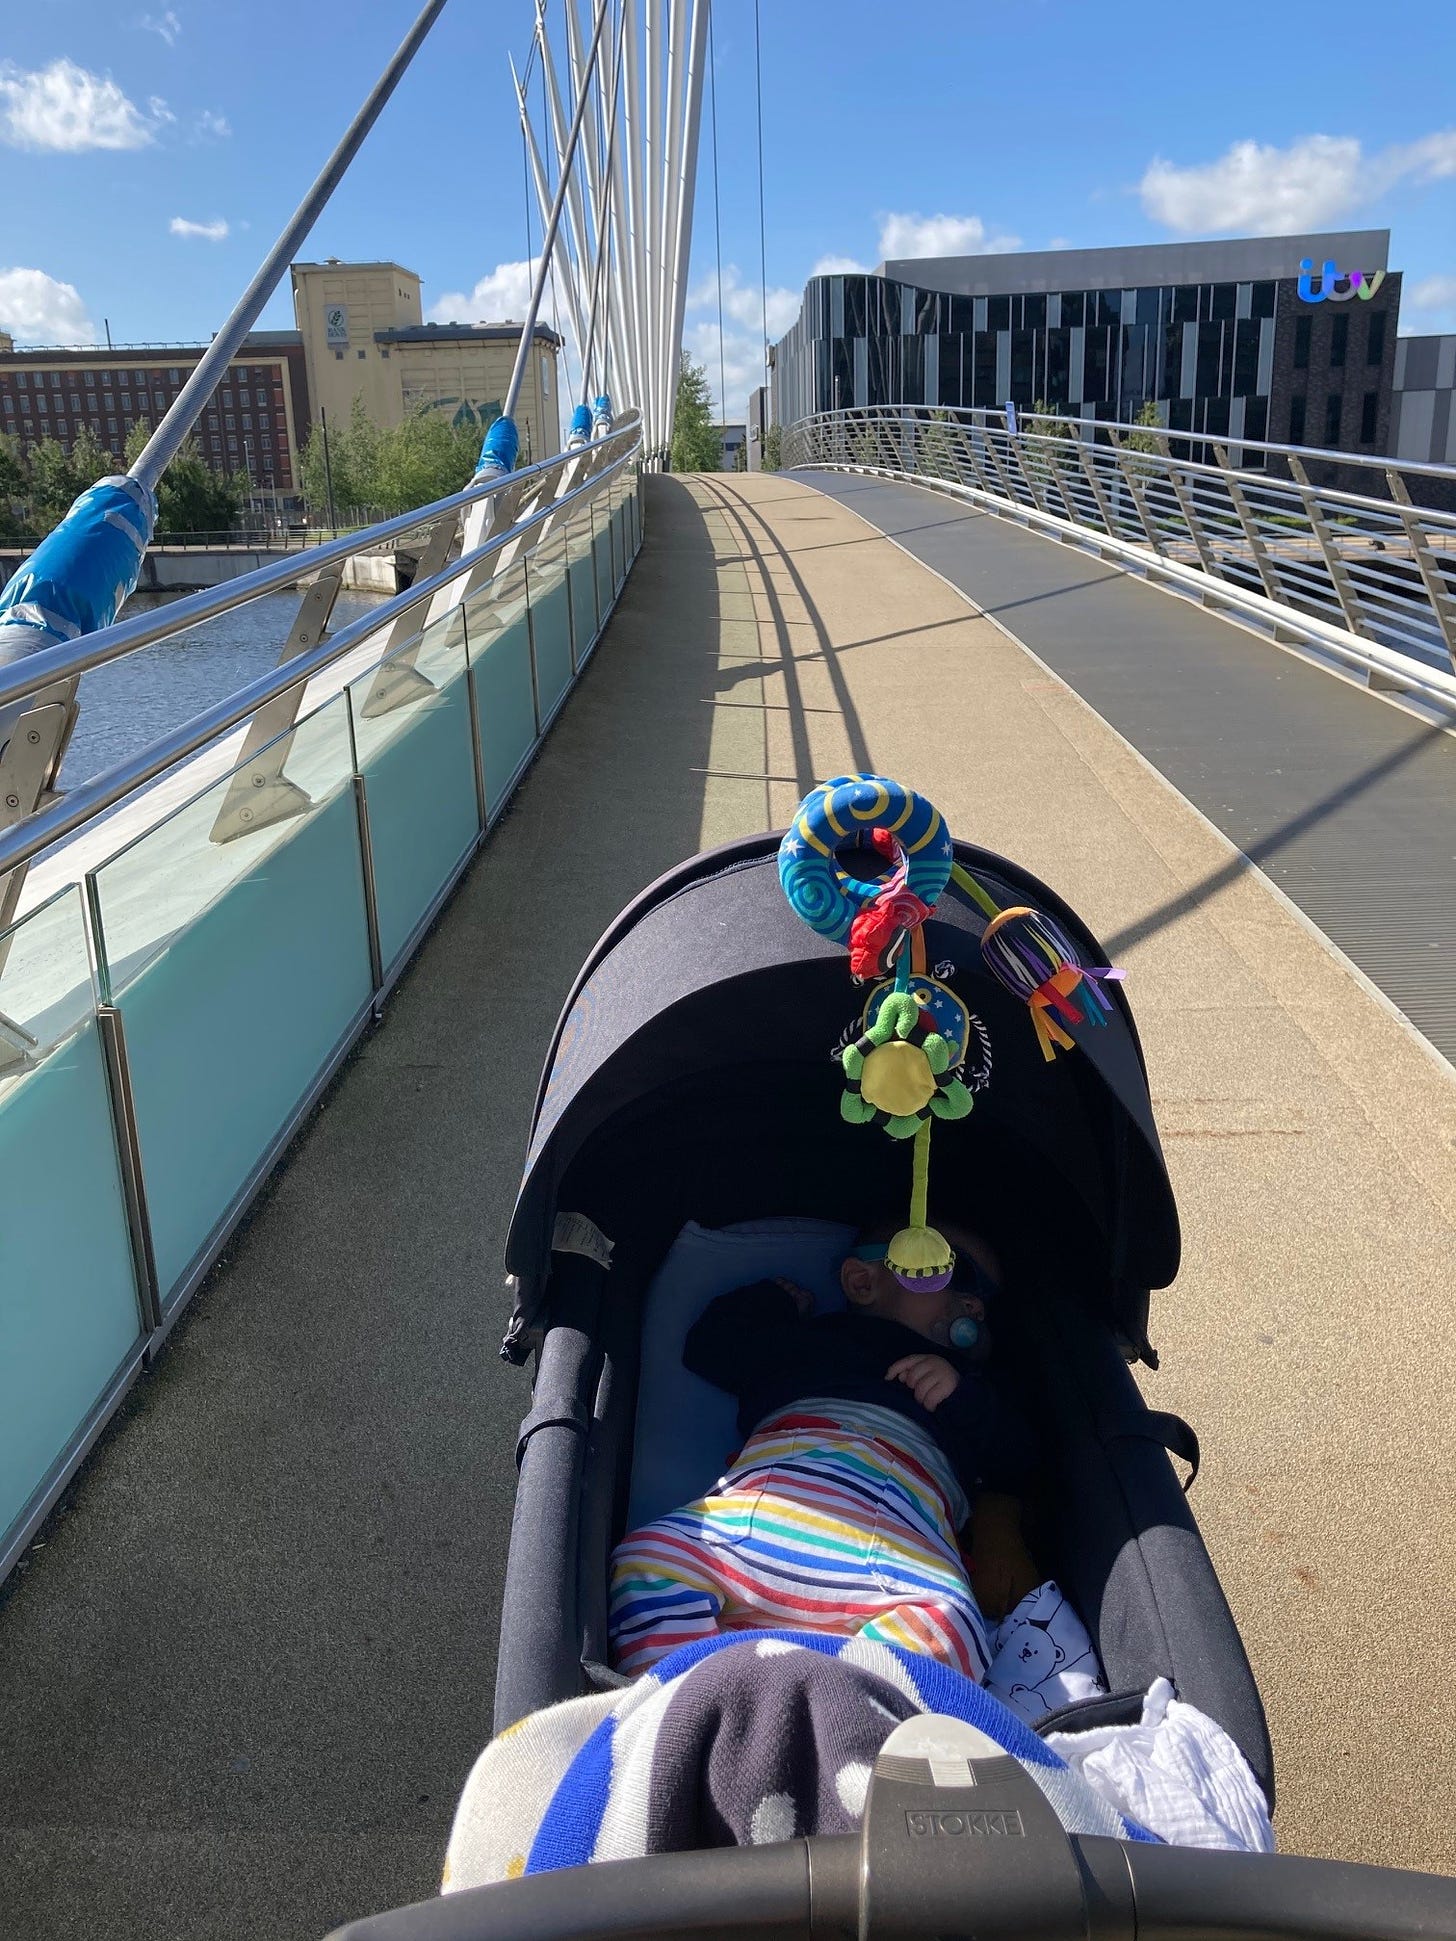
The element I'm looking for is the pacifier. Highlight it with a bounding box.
[949,1315,981,1351]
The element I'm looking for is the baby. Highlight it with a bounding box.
[609,1223,1042,1681]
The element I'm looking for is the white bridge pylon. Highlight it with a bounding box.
[518,0,710,466]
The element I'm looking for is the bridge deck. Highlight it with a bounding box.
[1,473,1453,1941]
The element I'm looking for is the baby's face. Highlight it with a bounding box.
[845,1228,1001,1350]
[868,1270,985,1348]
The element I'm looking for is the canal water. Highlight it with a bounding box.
[61,586,391,787]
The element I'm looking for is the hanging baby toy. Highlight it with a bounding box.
[778,775,971,1291]
[946,862,1126,1064]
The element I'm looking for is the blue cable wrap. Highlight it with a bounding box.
[566,403,593,451]
[0,475,157,657]
[592,393,613,435]
[475,414,519,479]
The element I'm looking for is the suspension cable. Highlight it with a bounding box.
[753,0,769,415]
[502,0,612,422]
[709,0,726,426]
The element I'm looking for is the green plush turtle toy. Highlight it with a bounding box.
[839,987,973,1140]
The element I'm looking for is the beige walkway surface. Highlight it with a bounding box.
[2,472,1453,1941]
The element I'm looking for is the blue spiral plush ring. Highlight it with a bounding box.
[777,775,954,944]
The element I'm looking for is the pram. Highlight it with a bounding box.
[330,825,1456,1941]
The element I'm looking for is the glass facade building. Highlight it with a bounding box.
[771,231,1402,481]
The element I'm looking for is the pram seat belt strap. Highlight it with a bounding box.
[1106,1409,1201,1492]
[516,1397,591,1468]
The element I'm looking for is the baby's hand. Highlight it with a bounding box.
[886,1354,961,1412]
[775,1278,815,1317]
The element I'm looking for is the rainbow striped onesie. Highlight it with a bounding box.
[609,1398,990,1679]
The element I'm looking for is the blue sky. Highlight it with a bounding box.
[2,0,1454,425]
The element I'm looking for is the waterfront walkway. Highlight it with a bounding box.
[2,473,1453,1940]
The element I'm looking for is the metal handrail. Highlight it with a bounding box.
[0,428,635,717]
[784,405,1456,704]
[0,425,642,882]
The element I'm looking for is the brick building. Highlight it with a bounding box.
[0,330,308,509]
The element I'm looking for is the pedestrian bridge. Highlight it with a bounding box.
[1,466,1454,1940]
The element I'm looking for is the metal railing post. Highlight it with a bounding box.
[358,507,463,717]
[93,999,163,1332]
[457,602,489,834]
[1155,435,1222,580]
[1287,454,1371,639]
[1074,435,1121,538]
[1212,443,1286,605]
[1106,430,1165,555]
[1385,469,1456,672]
[207,566,343,843]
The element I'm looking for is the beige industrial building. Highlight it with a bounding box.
[291,260,562,460]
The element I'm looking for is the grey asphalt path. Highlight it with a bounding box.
[795,469,1456,1067]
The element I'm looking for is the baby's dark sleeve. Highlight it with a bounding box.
[933,1371,1038,1496]
[682,1280,802,1397]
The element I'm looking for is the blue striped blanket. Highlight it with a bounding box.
[443,1631,1274,1896]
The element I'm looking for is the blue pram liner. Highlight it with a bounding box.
[496,832,1273,1804]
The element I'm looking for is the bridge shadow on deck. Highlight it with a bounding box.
[0,478,751,1941]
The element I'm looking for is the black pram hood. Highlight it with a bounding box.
[505,834,1181,1361]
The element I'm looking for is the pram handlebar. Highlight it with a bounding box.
[326,1838,1456,1941]
[326,1714,1456,1941]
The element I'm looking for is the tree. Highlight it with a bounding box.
[298,398,483,522]
[670,355,721,472]
[123,419,249,535]
[0,434,26,539]
[761,424,783,472]
[1124,397,1164,455]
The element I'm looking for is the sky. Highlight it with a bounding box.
[1,0,1454,429]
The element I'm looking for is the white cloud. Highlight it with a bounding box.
[687,265,800,336]
[1139,127,1456,236]
[877,212,1022,261]
[811,253,869,277]
[169,215,228,241]
[430,257,541,326]
[0,267,96,345]
[137,10,182,44]
[0,58,171,151]
[1407,273,1456,323]
[192,108,230,141]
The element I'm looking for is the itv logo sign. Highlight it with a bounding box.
[1297,260,1387,304]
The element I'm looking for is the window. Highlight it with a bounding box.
[256,389,266,406]
[262,452,275,470]
[22,420,32,436]
[242,414,252,430]
[103,393,114,410]
[51,371,61,387]
[227,436,238,450]
[16,372,26,388]
[55,418,66,436]
[259,412,270,429]
[211,435,221,450]
[153,393,164,413]
[121,392,131,410]
[225,414,235,429]
[1293,316,1310,369]
[36,393,48,412]
[85,370,95,387]
[1360,391,1378,442]
[357,348,366,359]
[169,368,180,384]
[1324,391,1342,444]
[69,394,80,411]
[1288,394,1306,443]
[1,396,11,414]
[1330,313,1348,367]
[133,370,144,384]
[1366,310,1386,366]
[334,350,344,361]
[107,417,117,432]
